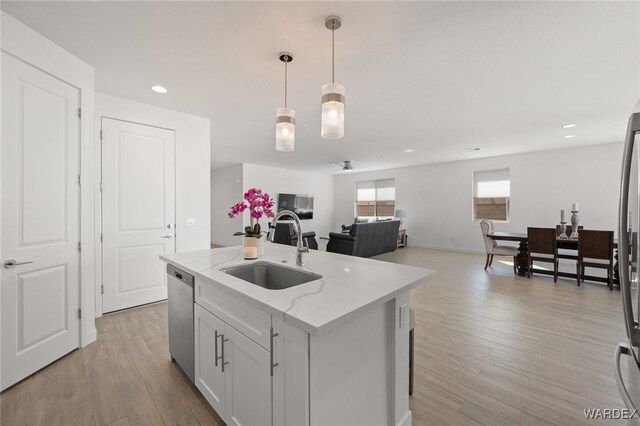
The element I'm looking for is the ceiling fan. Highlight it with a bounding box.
[331,160,354,172]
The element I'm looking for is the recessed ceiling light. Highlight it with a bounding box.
[564,134,576,139]
[403,149,414,153]
[563,124,576,129]
[151,85,168,94]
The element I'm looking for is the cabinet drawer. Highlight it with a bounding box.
[195,279,271,350]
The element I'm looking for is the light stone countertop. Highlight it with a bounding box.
[160,243,435,335]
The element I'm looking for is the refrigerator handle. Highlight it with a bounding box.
[614,343,640,420]
[619,112,640,346]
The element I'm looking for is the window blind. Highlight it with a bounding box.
[356,181,376,201]
[473,169,510,198]
[375,179,395,201]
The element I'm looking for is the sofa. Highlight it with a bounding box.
[327,219,401,258]
[341,216,393,233]
[271,222,319,250]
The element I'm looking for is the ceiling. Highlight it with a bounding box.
[3,1,639,174]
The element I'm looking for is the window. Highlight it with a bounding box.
[355,179,396,217]
[473,168,510,221]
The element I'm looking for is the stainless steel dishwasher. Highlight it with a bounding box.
[167,264,195,383]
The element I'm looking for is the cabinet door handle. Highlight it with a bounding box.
[214,330,221,367]
[221,335,229,372]
[270,327,279,377]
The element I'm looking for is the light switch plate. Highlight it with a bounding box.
[185,218,195,227]
[399,304,408,328]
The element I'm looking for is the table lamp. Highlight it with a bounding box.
[395,209,407,227]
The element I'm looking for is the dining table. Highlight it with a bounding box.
[487,231,620,286]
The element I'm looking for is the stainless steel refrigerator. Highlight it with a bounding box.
[616,98,640,412]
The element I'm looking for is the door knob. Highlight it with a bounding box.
[4,259,34,269]
[161,234,174,239]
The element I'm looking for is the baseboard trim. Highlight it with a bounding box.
[397,410,412,426]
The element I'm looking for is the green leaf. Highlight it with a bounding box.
[233,232,246,236]
[254,223,261,234]
[244,226,252,233]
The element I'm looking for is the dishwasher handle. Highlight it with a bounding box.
[166,264,194,287]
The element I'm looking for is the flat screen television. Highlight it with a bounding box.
[277,193,314,220]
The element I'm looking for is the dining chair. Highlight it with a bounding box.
[527,227,559,281]
[577,230,614,290]
[479,219,517,273]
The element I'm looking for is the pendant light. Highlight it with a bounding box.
[276,52,295,152]
[321,16,345,139]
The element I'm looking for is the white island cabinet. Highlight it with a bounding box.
[195,303,272,425]
[161,244,435,426]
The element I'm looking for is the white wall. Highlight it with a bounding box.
[211,165,243,247]
[95,92,210,314]
[242,164,335,239]
[2,12,97,346]
[334,142,623,253]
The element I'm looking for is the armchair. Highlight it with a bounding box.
[271,222,318,250]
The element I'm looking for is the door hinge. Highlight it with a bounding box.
[77,308,82,319]
[101,284,104,295]
[77,175,82,186]
[77,241,81,252]
[100,181,103,191]
[99,130,102,141]
[78,108,82,119]
[100,233,103,242]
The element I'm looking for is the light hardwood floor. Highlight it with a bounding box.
[1,247,639,425]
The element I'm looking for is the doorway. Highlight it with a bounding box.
[100,118,176,313]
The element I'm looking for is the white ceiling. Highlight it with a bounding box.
[3,1,639,174]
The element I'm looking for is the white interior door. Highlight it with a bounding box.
[1,53,81,391]
[101,118,175,313]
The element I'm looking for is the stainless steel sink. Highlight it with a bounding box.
[221,261,322,290]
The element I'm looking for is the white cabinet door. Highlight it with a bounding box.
[224,325,272,426]
[101,118,175,313]
[195,304,226,415]
[272,318,309,426]
[1,53,81,391]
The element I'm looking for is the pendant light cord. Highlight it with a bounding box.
[284,59,288,108]
[332,27,335,84]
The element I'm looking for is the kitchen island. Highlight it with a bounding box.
[161,243,435,426]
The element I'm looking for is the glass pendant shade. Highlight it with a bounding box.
[321,83,345,139]
[275,107,295,152]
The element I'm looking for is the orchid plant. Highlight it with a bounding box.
[228,188,275,239]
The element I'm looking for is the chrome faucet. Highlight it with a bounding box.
[269,210,309,266]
